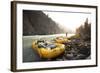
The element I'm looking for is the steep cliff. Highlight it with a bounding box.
[23,10,66,36]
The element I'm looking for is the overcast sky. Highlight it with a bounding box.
[43,11,91,33]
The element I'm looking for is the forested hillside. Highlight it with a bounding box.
[23,10,66,36]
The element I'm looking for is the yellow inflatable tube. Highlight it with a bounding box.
[32,41,65,59]
[55,36,69,44]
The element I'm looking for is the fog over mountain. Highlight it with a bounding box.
[23,10,73,36]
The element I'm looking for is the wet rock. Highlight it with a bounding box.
[53,39,91,61]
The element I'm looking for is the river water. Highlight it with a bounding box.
[23,33,75,39]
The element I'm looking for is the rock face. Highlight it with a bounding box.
[23,10,65,36]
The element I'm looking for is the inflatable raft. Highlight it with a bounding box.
[55,36,69,44]
[32,40,65,59]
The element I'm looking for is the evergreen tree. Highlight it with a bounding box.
[76,18,91,41]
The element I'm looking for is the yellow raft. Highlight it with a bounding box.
[55,36,69,44]
[32,40,65,59]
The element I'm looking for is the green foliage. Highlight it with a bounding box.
[68,34,80,40]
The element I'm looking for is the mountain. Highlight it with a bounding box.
[23,10,72,36]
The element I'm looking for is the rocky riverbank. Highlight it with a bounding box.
[49,38,91,61]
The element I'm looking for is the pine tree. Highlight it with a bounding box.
[76,18,91,41]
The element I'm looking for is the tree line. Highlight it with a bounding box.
[76,18,91,41]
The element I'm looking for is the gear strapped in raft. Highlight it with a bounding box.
[32,40,65,59]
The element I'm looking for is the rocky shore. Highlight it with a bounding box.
[45,38,91,61]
